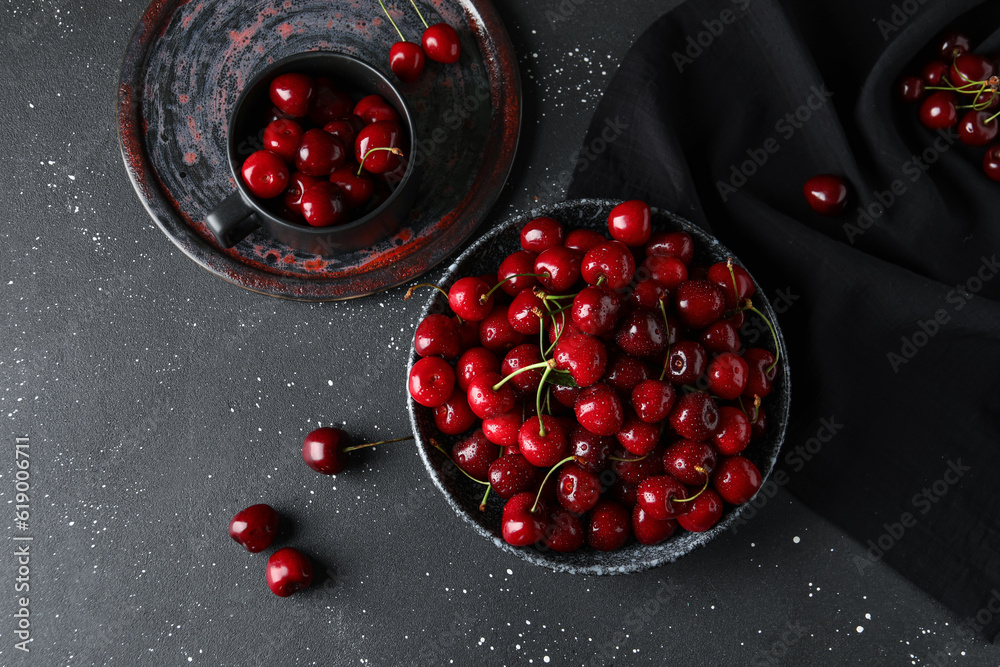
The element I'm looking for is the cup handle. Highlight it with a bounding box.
[205,191,262,248]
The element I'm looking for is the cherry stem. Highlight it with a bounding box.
[537,314,547,359]
[377,0,407,41]
[543,309,568,358]
[430,438,489,486]
[726,257,741,309]
[673,466,709,502]
[595,275,607,287]
[342,435,414,453]
[408,0,429,28]
[493,359,554,391]
[744,299,781,374]
[404,283,463,324]
[536,366,553,434]
[480,272,549,304]
[479,484,491,512]
[752,395,761,422]
[608,452,649,462]
[358,146,404,176]
[530,455,578,513]
[658,299,672,381]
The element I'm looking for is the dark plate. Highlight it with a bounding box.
[118,0,520,301]
[407,199,791,574]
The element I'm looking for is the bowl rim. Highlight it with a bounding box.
[407,198,791,574]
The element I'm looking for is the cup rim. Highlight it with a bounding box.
[225,50,418,236]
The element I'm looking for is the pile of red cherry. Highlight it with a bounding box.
[240,73,407,228]
[407,201,780,553]
[897,29,1000,181]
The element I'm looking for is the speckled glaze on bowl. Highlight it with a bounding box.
[407,199,791,575]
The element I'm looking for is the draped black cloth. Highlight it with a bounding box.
[568,0,1000,641]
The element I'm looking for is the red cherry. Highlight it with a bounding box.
[714,406,751,456]
[564,228,606,254]
[608,199,652,247]
[669,392,720,441]
[455,347,499,390]
[307,77,352,125]
[602,352,653,393]
[323,116,364,147]
[521,216,565,252]
[984,145,1000,182]
[632,504,677,545]
[743,347,777,399]
[534,246,582,294]
[295,129,346,176]
[263,119,304,163]
[921,60,948,86]
[414,314,460,358]
[496,251,539,298]
[581,241,636,290]
[501,492,547,546]
[228,504,280,553]
[355,121,405,174]
[543,508,585,552]
[637,475,690,521]
[645,231,694,265]
[958,110,999,146]
[919,91,958,129]
[615,411,660,456]
[713,456,762,504]
[700,319,740,354]
[952,53,994,86]
[676,489,723,532]
[433,388,477,435]
[612,446,664,485]
[389,41,426,83]
[665,340,708,386]
[500,344,544,393]
[707,352,749,400]
[300,182,347,227]
[937,30,971,60]
[707,260,755,310]
[896,75,925,103]
[283,171,320,216]
[302,426,349,474]
[518,416,567,467]
[587,499,631,551]
[421,23,461,64]
[570,426,614,473]
[571,286,621,336]
[266,547,314,597]
[329,165,375,209]
[479,303,526,354]
[452,430,500,480]
[507,290,545,336]
[643,254,687,289]
[241,150,289,199]
[408,356,455,407]
[448,276,493,321]
[574,383,623,436]
[629,279,668,310]
[353,94,401,124]
[269,73,314,118]
[615,309,668,359]
[482,407,523,448]
[554,333,607,387]
[662,441,716,485]
[556,463,601,514]
[802,174,849,216]
[675,280,725,329]
[466,371,516,419]
[631,379,676,423]
[489,453,535,499]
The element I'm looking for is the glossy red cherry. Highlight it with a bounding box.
[951,53,994,86]
[307,77,352,125]
[507,290,545,336]
[414,314,460,358]
[615,411,661,456]
[669,392,720,441]
[615,309,668,359]
[713,456,762,504]
[228,504,280,553]
[958,110,999,146]
[421,23,462,64]
[269,73,314,118]
[408,356,455,407]
[666,340,707,385]
[433,388,477,435]
[496,250,540,297]
[646,231,694,265]
[263,119,304,163]
[554,333,607,387]
[302,426,349,474]
[322,116,364,147]
[700,319,740,355]
[608,199,652,247]
[611,447,664,486]
[919,91,958,129]
[675,280,725,329]
[571,286,621,336]
[574,383,623,436]
[448,276,493,321]
[643,254,687,290]
[631,379,676,423]
[466,371,516,420]
[707,352,749,400]
[479,303,526,354]
[707,260,755,310]
[329,165,375,209]
[455,347,500,390]
[921,60,948,86]
[750,404,768,441]
[535,246,582,294]
[802,174,849,217]
[662,441,716,485]
[482,407,522,448]
[518,416,567,467]
[629,279,668,310]
[676,489,723,532]
[502,492,547,546]
[984,145,1000,182]
[242,150,289,199]
[556,463,601,514]
[488,453,535,499]
[283,171,319,216]
[742,348,777,399]
[355,121,404,174]
[570,426,614,473]
[563,228,606,254]
[587,499,631,551]
[632,504,677,545]
[713,406,751,455]
[266,547,314,597]
[521,216,565,252]
[602,352,653,393]
[295,128,346,176]
[353,94,401,124]
[390,41,426,83]
[500,344,544,393]
[300,182,347,227]
[637,475,690,521]
[543,508,585,552]
[937,30,971,60]
[452,430,500,480]
[581,241,636,290]
[896,75,925,103]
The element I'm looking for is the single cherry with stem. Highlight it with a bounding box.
[409,0,461,64]
[378,0,425,82]
[302,426,414,475]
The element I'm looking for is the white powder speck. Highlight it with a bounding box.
[793,536,800,544]
[506,569,513,575]
[856,626,864,633]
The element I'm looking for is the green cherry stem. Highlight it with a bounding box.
[377,0,407,41]
[531,455,579,513]
[357,146,404,176]
[408,0,430,29]
[536,365,554,435]
[492,359,554,391]
[479,485,491,512]
[342,435,414,453]
[430,438,490,486]
[608,452,650,463]
[405,283,462,324]
[743,298,781,374]
[479,272,550,304]
[672,466,709,503]
[658,298,672,381]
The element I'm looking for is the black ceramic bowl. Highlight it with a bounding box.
[407,199,791,574]
[206,51,418,255]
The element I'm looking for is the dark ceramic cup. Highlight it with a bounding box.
[206,51,418,255]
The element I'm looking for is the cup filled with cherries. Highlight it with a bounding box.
[206,52,418,255]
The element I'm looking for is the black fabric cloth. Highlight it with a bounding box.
[568,0,1000,642]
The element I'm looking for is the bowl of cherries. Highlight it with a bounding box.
[206,51,417,255]
[406,198,790,574]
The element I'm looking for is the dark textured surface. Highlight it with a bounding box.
[409,199,790,574]
[2,0,1000,665]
